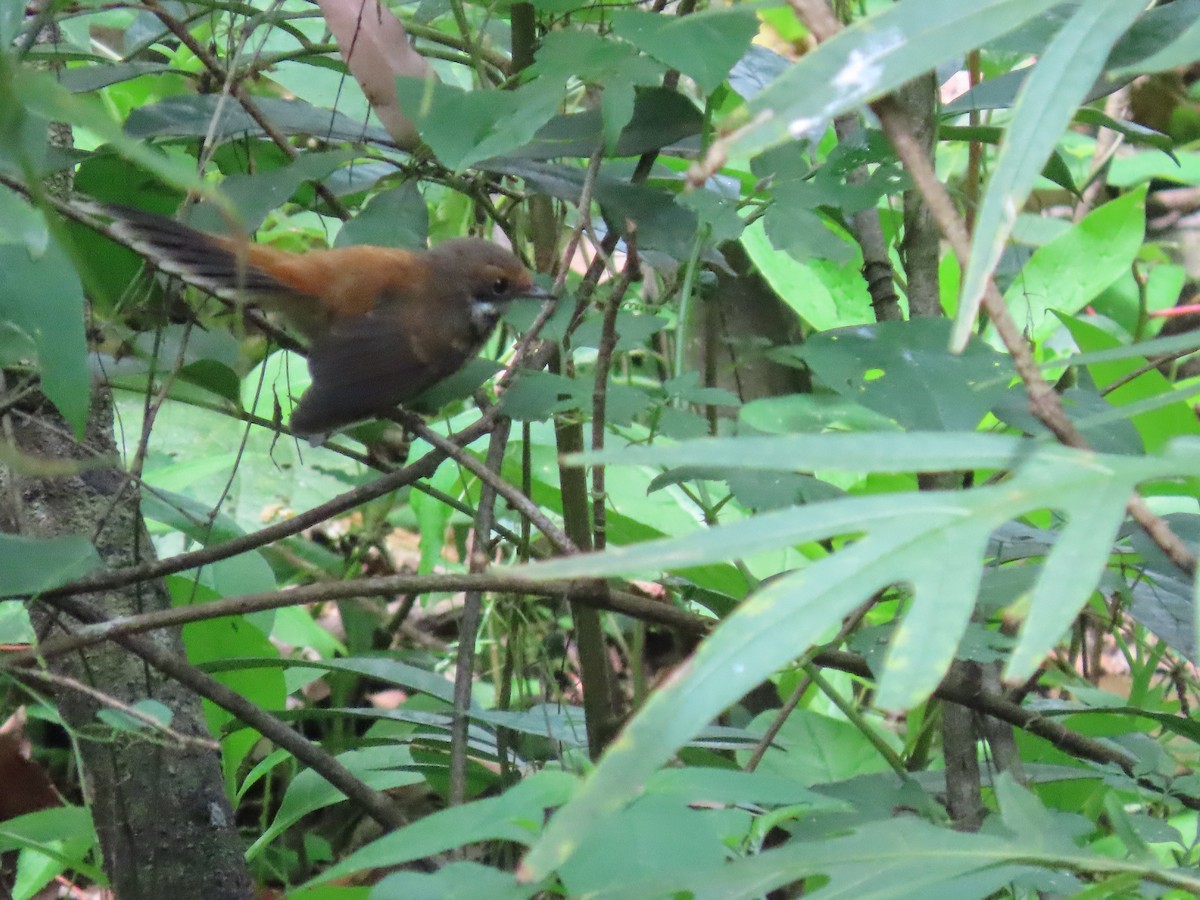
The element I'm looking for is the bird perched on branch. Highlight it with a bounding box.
[2,179,552,437]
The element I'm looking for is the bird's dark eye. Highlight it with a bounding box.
[492,277,510,296]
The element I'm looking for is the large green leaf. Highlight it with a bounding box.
[779,318,1014,431]
[988,188,1145,350]
[1062,315,1200,453]
[953,0,1150,349]
[741,219,872,331]
[0,533,101,594]
[9,65,207,197]
[514,433,1200,876]
[247,745,428,859]
[393,78,562,172]
[610,8,760,95]
[0,241,89,434]
[724,0,1048,158]
[577,791,1200,899]
[124,94,393,146]
[311,770,577,887]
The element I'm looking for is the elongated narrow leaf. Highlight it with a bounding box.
[953,0,1150,350]
[722,0,1047,159]
[1006,476,1130,679]
[516,435,1200,876]
[317,771,578,886]
[585,810,1200,899]
[572,430,1031,474]
[519,543,902,879]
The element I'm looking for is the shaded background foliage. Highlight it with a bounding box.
[1,0,1200,897]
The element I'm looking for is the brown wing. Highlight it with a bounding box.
[287,307,467,436]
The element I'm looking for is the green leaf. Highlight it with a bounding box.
[97,699,174,733]
[571,430,1033,476]
[490,87,702,162]
[372,863,534,900]
[1107,150,1200,188]
[644,767,828,806]
[185,149,358,233]
[183,600,285,782]
[991,189,1145,347]
[58,61,172,93]
[514,434,1200,876]
[764,202,854,265]
[741,219,872,331]
[9,66,204,197]
[745,709,898,785]
[1062,315,1200,453]
[532,29,664,89]
[0,533,101,594]
[559,795,735,895]
[0,600,33,644]
[335,183,428,250]
[583,812,1200,899]
[394,79,562,172]
[740,394,901,434]
[783,318,1015,431]
[530,29,664,149]
[953,0,1150,349]
[994,773,1086,853]
[595,180,698,260]
[0,186,47,253]
[1108,0,1200,76]
[726,0,1048,159]
[310,770,577,887]
[125,94,392,146]
[248,745,429,860]
[0,806,104,889]
[0,241,89,434]
[610,8,760,95]
[1073,108,1174,155]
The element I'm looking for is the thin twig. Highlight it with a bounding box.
[402,416,579,555]
[450,424,511,807]
[40,592,409,830]
[13,415,497,602]
[13,668,218,752]
[6,574,705,670]
[591,245,639,551]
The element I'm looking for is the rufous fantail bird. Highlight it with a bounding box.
[88,202,553,437]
